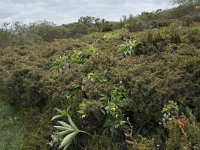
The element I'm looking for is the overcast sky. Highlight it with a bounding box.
[0,0,174,25]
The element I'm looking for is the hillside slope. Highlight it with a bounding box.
[0,6,200,150]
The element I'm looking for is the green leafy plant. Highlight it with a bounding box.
[70,46,96,64]
[51,56,69,72]
[51,108,90,150]
[99,85,127,134]
[119,40,142,56]
[87,73,99,83]
[161,100,179,124]
[87,72,107,83]
[103,33,115,39]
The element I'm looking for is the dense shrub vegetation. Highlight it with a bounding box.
[0,4,200,150]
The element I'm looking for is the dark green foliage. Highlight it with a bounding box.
[0,94,26,150]
[85,135,119,150]
[0,19,119,50]
[172,0,200,5]
[126,137,155,150]
[0,28,12,49]
[78,100,103,119]
[7,69,47,107]
[28,22,69,42]
[124,5,200,33]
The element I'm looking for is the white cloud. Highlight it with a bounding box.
[0,0,174,26]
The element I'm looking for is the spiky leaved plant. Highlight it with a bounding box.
[51,108,90,150]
